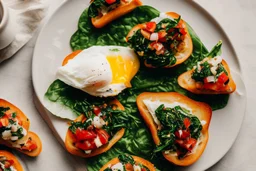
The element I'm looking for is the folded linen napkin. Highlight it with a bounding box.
[0,0,48,63]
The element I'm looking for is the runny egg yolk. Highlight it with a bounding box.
[106,55,139,87]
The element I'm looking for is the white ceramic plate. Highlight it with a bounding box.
[32,0,247,170]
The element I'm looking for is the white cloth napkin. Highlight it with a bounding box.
[0,0,48,63]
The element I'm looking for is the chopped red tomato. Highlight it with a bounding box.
[125,163,133,171]
[21,140,37,151]
[175,139,184,146]
[93,106,101,115]
[145,22,156,33]
[75,129,97,141]
[0,115,9,127]
[179,28,187,35]
[158,30,167,42]
[203,82,224,90]
[151,42,164,51]
[141,168,147,171]
[176,22,183,29]
[217,72,229,84]
[96,129,110,145]
[184,138,197,151]
[4,160,14,168]
[183,118,191,129]
[176,138,197,151]
[175,130,190,139]
[105,0,116,5]
[75,140,97,151]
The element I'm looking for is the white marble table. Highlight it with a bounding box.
[0,0,255,170]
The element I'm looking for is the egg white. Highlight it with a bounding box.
[56,46,139,97]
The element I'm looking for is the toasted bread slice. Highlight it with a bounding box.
[100,155,156,171]
[136,92,212,166]
[0,132,42,157]
[0,99,30,134]
[178,60,236,94]
[0,150,24,171]
[91,0,142,28]
[126,12,193,68]
[65,99,125,158]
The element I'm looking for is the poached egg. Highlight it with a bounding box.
[56,46,140,97]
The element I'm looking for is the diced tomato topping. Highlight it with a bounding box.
[75,129,97,141]
[4,160,14,168]
[176,138,197,152]
[183,138,197,151]
[140,29,151,39]
[175,130,190,139]
[75,140,97,151]
[0,115,9,127]
[21,140,37,151]
[175,139,184,146]
[96,129,110,145]
[125,163,133,171]
[203,77,209,84]
[152,42,164,51]
[149,42,156,50]
[203,82,224,90]
[158,30,167,42]
[93,106,101,115]
[179,28,187,35]
[176,22,183,29]
[183,118,191,129]
[217,72,229,84]
[141,168,147,171]
[145,22,156,33]
[105,0,116,5]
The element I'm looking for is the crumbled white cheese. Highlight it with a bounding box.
[2,130,12,140]
[11,125,18,132]
[111,162,124,171]
[94,136,103,148]
[133,165,142,171]
[201,120,207,126]
[92,116,106,129]
[84,150,92,154]
[10,136,19,141]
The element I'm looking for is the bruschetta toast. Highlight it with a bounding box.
[136,92,212,166]
[89,0,142,28]
[0,150,24,171]
[0,99,42,157]
[0,131,42,157]
[100,154,156,171]
[65,99,125,157]
[127,12,193,68]
[178,56,236,94]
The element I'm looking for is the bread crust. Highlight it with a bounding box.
[0,150,24,171]
[178,60,236,94]
[65,99,125,158]
[99,155,156,171]
[126,12,193,68]
[136,92,212,166]
[91,0,142,28]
